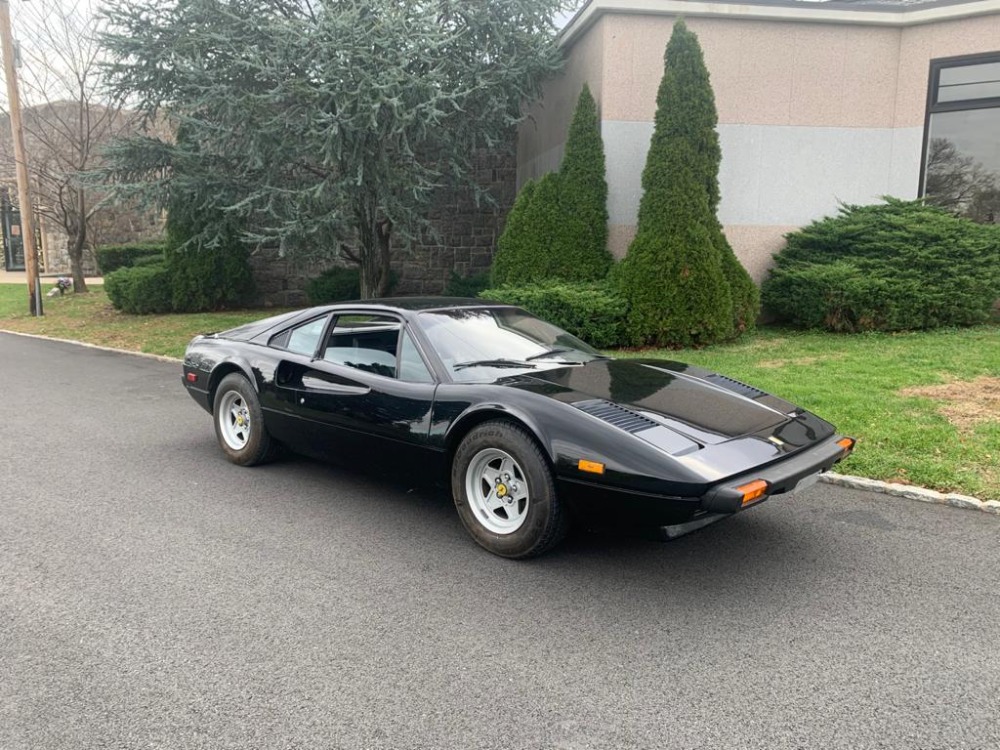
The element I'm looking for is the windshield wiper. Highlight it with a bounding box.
[524,347,573,362]
[453,359,536,371]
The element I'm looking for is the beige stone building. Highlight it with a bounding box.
[519,0,1000,280]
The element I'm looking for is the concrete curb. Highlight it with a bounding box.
[3,328,998,519]
[820,473,999,516]
[0,329,183,364]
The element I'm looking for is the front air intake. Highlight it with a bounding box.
[573,399,658,434]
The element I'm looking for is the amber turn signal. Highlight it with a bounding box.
[837,437,856,452]
[736,479,769,506]
[578,459,605,475]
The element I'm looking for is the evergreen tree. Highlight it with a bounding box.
[99,0,565,298]
[492,84,610,285]
[617,20,746,345]
[164,126,255,312]
[491,179,539,285]
[550,84,611,280]
[652,19,759,332]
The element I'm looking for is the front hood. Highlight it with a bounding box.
[514,358,794,444]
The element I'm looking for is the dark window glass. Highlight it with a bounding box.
[923,54,1000,224]
[398,330,433,383]
[269,315,329,356]
[322,314,400,378]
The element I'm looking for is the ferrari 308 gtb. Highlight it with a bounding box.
[183,298,854,558]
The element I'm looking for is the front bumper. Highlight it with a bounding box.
[700,434,854,514]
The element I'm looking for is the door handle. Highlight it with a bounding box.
[300,375,370,396]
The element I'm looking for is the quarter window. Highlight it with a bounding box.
[269,315,329,356]
[922,53,1000,223]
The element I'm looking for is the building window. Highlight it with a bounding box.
[922,53,1000,223]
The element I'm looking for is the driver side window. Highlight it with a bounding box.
[322,314,400,378]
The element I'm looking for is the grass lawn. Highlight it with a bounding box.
[0,284,289,359]
[2,282,997,500]
[619,327,999,501]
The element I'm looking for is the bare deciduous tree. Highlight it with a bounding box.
[0,0,144,291]
[924,137,999,221]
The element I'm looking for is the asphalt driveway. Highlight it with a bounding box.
[1,332,998,750]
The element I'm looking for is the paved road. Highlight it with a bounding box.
[2,333,998,750]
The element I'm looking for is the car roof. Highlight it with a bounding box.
[321,297,512,313]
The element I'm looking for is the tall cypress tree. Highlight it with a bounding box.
[617,20,734,346]
[492,84,610,285]
[550,84,611,280]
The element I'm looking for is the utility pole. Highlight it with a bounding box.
[0,0,41,316]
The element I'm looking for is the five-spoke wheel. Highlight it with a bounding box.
[452,420,567,558]
[212,373,278,466]
[465,448,530,535]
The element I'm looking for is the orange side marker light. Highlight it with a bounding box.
[578,459,606,475]
[837,437,856,452]
[736,479,769,506]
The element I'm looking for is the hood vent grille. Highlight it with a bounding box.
[573,399,658,434]
[703,373,766,399]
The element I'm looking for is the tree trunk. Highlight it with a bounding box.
[67,189,89,293]
[357,195,392,299]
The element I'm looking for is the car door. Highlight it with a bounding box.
[255,313,334,451]
[275,312,440,470]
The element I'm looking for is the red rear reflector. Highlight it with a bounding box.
[186,372,198,383]
[736,479,769,506]
[578,459,605,475]
[837,437,856,452]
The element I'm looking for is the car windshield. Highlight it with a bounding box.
[418,307,606,382]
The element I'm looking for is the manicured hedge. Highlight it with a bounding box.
[103,263,173,315]
[762,199,1000,332]
[480,282,628,348]
[95,242,166,275]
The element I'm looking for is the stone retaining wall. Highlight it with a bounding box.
[252,147,516,307]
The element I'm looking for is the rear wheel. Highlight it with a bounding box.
[451,421,567,558]
[213,373,277,466]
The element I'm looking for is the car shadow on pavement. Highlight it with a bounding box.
[260,449,833,592]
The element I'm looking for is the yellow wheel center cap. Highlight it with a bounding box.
[496,484,508,498]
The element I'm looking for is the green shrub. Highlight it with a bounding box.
[95,242,167,275]
[166,241,256,313]
[444,270,491,298]
[104,264,174,315]
[130,252,167,268]
[480,282,628,348]
[762,199,1000,332]
[308,266,361,304]
[307,265,398,304]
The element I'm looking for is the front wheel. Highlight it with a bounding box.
[213,373,277,466]
[451,421,568,559]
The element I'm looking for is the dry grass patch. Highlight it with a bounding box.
[757,354,846,369]
[900,376,1000,432]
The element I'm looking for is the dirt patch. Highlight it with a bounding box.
[900,376,1000,431]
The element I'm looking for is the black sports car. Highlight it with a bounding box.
[183,298,854,558]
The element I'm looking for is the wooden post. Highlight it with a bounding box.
[0,0,41,315]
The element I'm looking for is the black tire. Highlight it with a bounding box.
[212,373,278,466]
[451,420,568,559]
